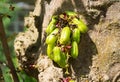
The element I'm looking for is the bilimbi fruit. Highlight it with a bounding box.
[45,11,88,70]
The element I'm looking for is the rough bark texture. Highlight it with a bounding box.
[14,0,120,82]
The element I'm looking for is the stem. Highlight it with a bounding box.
[65,52,70,75]
[0,16,19,82]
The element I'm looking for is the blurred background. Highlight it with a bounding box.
[0,0,37,82]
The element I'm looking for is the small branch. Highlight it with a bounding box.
[0,16,19,82]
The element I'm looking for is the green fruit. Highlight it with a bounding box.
[53,46,61,62]
[69,80,75,82]
[72,18,88,33]
[46,34,57,44]
[71,41,78,58]
[78,20,88,33]
[46,24,56,35]
[65,11,77,17]
[53,47,67,68]
[59,26,71,44]
[50,28,59,35]
[57,52,67,68]
[47,44,54,60]
[72,28,81,43]
[46,16,58,35]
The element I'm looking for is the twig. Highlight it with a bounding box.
[0,16,19,82]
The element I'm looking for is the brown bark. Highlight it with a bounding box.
[14,0,120,82]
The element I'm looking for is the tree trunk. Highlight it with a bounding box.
[14,0,120,82]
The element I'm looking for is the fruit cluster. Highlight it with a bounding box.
[45,11,88,68]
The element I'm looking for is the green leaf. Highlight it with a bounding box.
[19,71,37,82]
[1,66,13,82]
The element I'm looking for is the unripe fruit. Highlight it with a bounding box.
[57,52,67,68]
[45,11,86,69]
[78,20,88,33]
[53,46,61,62]
[72,18,88,33]
[47,44,54,60]
[65,11,77,17]
[59,26,71,44]
[71,41,78,58]
[46,16,58,35]
[46,34,57,44]
[72,28,80,43]
[50,28,59,35]
[53,46,67,68]
[69,80,75,82]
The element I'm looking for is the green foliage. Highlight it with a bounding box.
[0,0,9,3]
[1,66,13,82]
[0,0,37,82]
[18,71,37,82]
[1,66,37,82]
[3,17,11,35]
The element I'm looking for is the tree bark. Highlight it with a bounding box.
[14,0,120,82]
